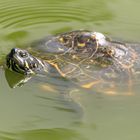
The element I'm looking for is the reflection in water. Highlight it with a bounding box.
[0,128,86,140]
[5,68,31,88]
[4,30,29,41]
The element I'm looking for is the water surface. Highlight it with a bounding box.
[1,0,140,139]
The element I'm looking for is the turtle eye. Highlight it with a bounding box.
[19,51,28,58]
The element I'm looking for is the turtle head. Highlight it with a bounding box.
[6,48,47,75]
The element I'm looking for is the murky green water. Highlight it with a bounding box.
[1,0,140,139]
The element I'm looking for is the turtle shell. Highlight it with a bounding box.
[30,30,109,55]
[30,30,140,95]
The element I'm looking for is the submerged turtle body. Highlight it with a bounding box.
[6,30,140,94]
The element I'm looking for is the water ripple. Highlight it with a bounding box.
[0,0,112,28]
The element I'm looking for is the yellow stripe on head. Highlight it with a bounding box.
[25,61,29,69]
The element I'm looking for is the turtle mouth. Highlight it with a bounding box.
[6,48,36,75]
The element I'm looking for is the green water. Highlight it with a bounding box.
[1,0,140,139]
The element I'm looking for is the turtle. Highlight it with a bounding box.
[5,30,140,95]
